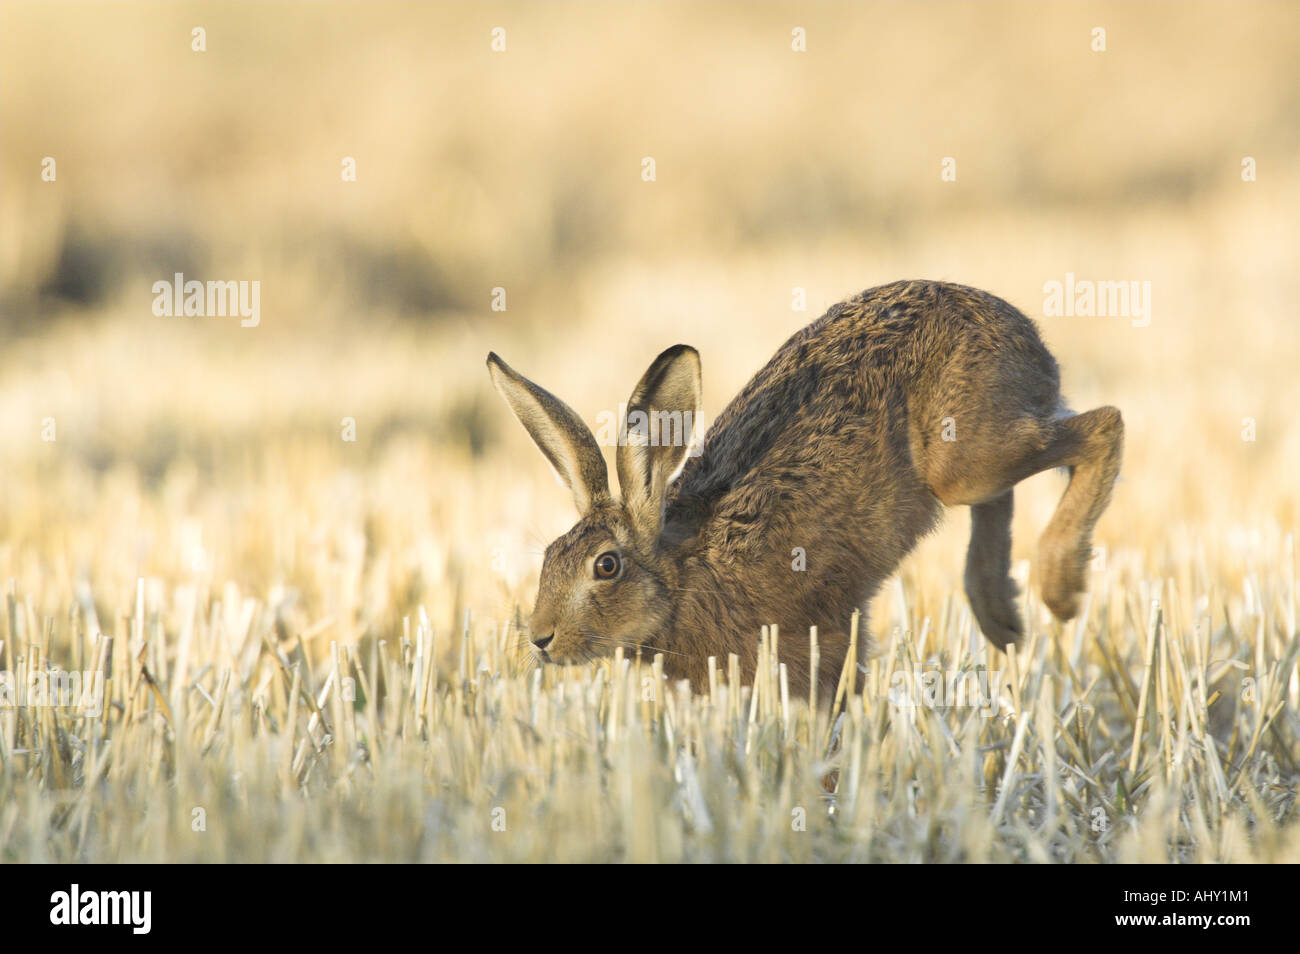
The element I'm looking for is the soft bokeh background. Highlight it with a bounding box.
[2,0,1298,661]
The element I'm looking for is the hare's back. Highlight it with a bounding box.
[669,280,1059,520]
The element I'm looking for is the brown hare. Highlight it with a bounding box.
[488,280,1122,700]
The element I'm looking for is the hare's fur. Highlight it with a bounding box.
[489,280,1123,700]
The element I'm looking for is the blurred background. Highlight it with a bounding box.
[2,1,1297,646]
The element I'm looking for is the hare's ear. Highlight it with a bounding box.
[487,353,611,514]
[617,345,701,542]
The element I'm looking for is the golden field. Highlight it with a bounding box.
[0,1,1297,862]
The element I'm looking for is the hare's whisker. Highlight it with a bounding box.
[583,634,692,658]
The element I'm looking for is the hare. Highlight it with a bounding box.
[487,280,1123,700]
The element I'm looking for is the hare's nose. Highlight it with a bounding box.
[532,633,554,650]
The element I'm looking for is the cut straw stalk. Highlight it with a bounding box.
[1127,600,1163,779]
[809,626,819,713]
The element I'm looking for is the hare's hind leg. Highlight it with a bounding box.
[1037,407,1123,621]
[965,490,1021,649]
[926,405,1123,636]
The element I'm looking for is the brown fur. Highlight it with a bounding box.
[488,280,1123,701]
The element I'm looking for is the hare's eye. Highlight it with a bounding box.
[593,551,621,580]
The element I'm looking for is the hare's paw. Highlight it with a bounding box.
[1039,531,1089,621]
[964,563,1023,649]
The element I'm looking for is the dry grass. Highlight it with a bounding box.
[1,1,1298,862]
[1,528,1297,862]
